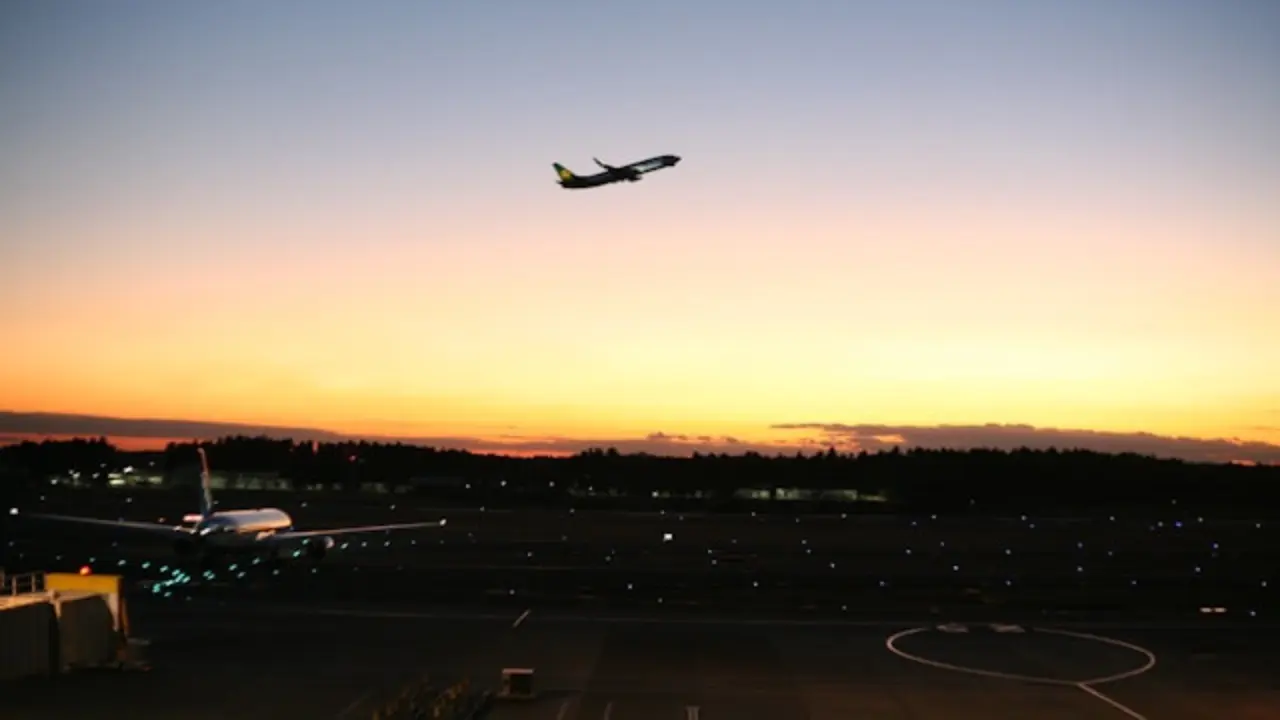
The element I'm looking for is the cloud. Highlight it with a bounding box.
[0,411,784,457]
[0,411,346,443]
[771,422,1280,465]
[390,433,785,457]
[2,411,1279,464]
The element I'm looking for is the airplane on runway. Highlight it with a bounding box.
[9,448,447,568]
[553,154,681,189]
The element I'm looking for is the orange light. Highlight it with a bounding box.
[79,565,92,575]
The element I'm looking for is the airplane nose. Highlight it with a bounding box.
[671,155,681,165]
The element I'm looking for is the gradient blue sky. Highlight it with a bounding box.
[2,1,1278,461]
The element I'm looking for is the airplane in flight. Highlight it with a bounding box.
[10,448,447,568]
[553,154,681,189]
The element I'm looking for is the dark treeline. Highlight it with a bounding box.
[1,435,1278,516]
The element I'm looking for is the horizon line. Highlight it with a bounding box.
[2,410,1278,466]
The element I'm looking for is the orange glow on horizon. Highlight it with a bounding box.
[3,2,1279,467]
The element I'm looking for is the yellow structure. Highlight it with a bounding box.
[45,572,128,636]
[1,571,130,678]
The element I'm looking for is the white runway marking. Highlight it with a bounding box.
[884,624,1157,718]
[1036,628,1157,685]
[884,625,1156,686]
[1077,682,1148,720]
[555,699,571,720]
[513,608,531,629]
[603,700,613,720]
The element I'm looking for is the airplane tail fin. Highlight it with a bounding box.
[553,163,575,182]
[196,447,215,520]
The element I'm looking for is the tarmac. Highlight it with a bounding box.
[5,598,1279,719]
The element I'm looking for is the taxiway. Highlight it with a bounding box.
[6,600,1278,719]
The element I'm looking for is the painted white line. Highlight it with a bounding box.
[513,608,531,629]
[885,627,1066,685]
[884,625,1158,687]
[603,700,613,720]
[1077,682,1147,720]
[1035,628,1157,685]
[686,705,700,720]
[555,700,570,720]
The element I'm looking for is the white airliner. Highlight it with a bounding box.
[10,448,447,565]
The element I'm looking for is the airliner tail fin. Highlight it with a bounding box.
[196,447,215,519]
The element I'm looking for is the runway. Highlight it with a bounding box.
[488,617,1280,720]
[5,600,1279,719]
[3,604,509,719]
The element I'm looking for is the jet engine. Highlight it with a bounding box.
[304,536,336,561]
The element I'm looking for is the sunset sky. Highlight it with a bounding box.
[2,2,1278,462]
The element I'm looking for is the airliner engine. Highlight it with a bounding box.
[304,536,336,560]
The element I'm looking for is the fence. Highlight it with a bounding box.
[1,570,46,598]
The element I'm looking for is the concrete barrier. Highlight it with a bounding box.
[51,591,117,670]
[0,600,57,681]
[2,571,125,680]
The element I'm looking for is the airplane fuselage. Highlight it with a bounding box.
[173,508,313,563]
[174,509,296,556]
[557,154,681,189]
[189,508,294,537]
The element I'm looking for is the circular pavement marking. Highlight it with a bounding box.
[885,624,1156,686]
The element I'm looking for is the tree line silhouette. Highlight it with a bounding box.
[1,435,1277,516]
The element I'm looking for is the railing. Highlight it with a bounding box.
[1,570,46,596]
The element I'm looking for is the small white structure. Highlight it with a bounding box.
[500,668,535,699]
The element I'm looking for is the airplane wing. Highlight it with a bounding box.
[12,510,194,537]
[270,518,448,541]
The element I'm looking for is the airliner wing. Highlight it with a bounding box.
[272,518,447,540]
[14,510,194,537]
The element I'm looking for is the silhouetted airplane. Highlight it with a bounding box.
[553,154,681,189]
[10,448,446,567]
